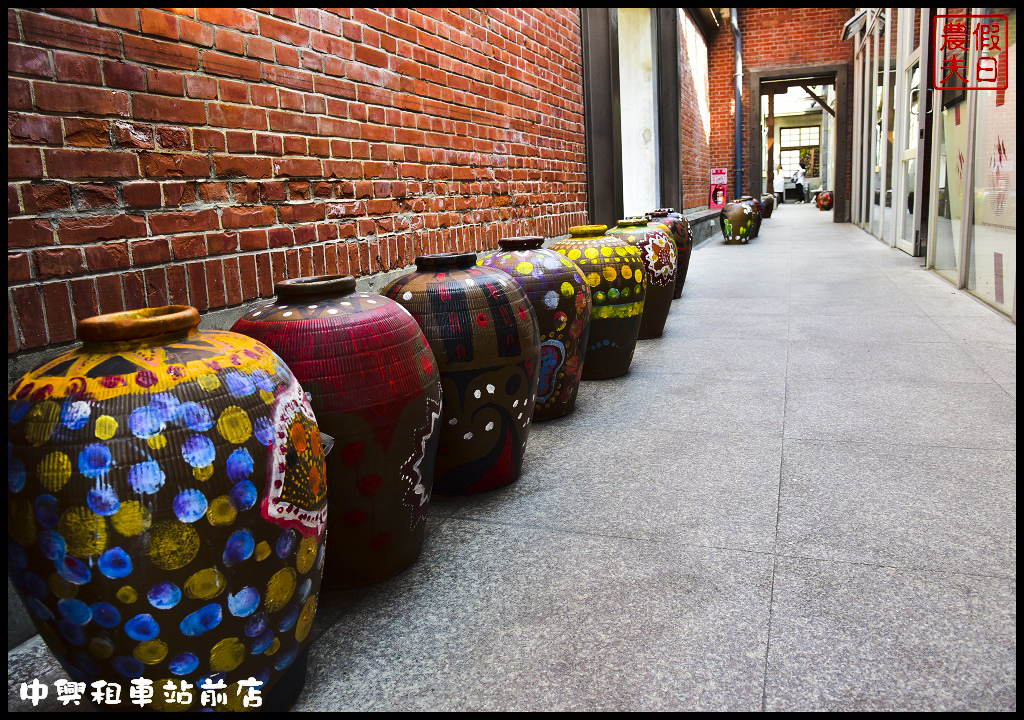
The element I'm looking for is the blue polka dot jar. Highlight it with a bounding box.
[7,306,327,711]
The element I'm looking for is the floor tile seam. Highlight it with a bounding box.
[761,264,794,712]
[778,434,1018,455]
[769,550,1018,582]
[780,376,1010,391]
[440,513,787,560]
[781,434,1016,453]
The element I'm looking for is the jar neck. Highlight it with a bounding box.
[498,236,544,251]
[276,275,357,301]
[415,252,477,271]
[77,306,200,344]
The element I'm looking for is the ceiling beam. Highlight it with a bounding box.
[800,84,835,117]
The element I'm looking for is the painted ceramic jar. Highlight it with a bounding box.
[760,193,775,219]
[738,196,763,237]
[607,217,677,339]
[549,226,646,379]
[232,276,441,589]
[7,306,327,711]
[478,237,592,421]
[382,253,541,495]
[647,208,693,299]
[818,190,834,210]
[720,201,755,244]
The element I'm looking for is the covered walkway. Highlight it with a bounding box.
[8,206,1016,711]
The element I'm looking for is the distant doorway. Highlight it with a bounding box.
[747,65,851,222]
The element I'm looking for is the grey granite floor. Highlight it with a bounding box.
[7,205,1016,711]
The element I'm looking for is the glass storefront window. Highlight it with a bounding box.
[966,8,1016,314]
[932,100,968,282]
[900,62,921,246]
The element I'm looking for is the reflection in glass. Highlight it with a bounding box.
[901,63,920,246]
[967,9,1016,315]
[931,103,966,282]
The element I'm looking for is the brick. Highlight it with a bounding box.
[256,134,284,155]
[95,8,138,31]
[256,252,273,296]
[239,254,258,300]
[63,118,110,148]
[8,252,32,283]
[223,256,242,304]
[279,203,326,223]
[34,82,130,116]
[166,264,189,305]
[259,15,311,47]
[269,227,294,248]
[21,12,121,58]
[197,8,259,34]
[192,128,226,152]
[263,65,314,92]
[8,218,54,247]
[59,215,147,245]
[203,51,263,81]
[123,271,146,310]
[102,61,146,91]
[35,247,85,279]
[207,103,267,130]
[162,181,196,206]
[222,205,276,229]
[168,236,206,263]
[226,131,256,154]
[131,238,171,265]
[70,278,99,321]
[54,51,102,85]
[7,184,19,216]
[268,110,317,134]
[133,95,207,124]
[246,36,276,62]
[96,273,125,313]
[122,181,161,208]
[186,262,209,311]
[140,9,179,40]
[157,126,191,150]
[239,228,268,251]
[198,182,229,202]
[213,155,273,179]
[40,283,75,343]
[8,45,53,77]
[185,74,217,99]
[140,152,209,178]
[214,28,246,55]
[9,148,43,179]
[274,158,321,177]
[218,78,249,103]
[48,8,94,22]
[111,121,154,150]
[78,184,119,209]
[149,209,220,235]
[205,259,226,308]
[12,286,48,348]
[9,78,31,110]
[206,232,239,255]
[123,34,199,70]
[42,149,130,180]
[146,67,185,96]
[9,114,62,145]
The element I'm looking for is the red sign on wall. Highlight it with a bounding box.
[709,168,727,209]
[933,14,1009,90]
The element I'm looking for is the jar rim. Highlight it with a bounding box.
[568,225,607,237]
[275,274,357,298]
[415,252,477,270]
[498,236,545,250]
[78,305,200,343]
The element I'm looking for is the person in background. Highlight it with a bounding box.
[793,161,807,203]
[774,164,785,204]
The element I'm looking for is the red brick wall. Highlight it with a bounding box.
[679,10,711,211]
[7,8,587,354]
[708,8,853,204]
